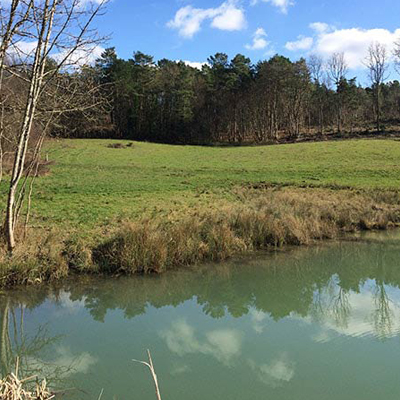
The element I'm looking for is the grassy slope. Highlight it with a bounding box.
[22,138,400,230]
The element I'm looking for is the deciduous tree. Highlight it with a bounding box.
[365,42,389,132]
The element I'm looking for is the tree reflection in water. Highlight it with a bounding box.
[47,236,400,340]
[0,290,89,394]
[1,233,400,387]
[0,290,56,378]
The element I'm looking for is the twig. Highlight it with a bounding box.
[133,350,162,400]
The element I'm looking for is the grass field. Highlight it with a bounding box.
[2,137,400,284]
[21,138,400,229]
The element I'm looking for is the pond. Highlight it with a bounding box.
[1,231,400,400]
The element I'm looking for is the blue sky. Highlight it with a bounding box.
[96,0,400,76]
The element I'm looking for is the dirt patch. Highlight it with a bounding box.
[106,142,134,149]
[35,160,55,176]
[2,154,56,177]
[107,143,125,149]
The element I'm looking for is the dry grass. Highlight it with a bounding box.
[0,362,54,400]
[91,188,400,274]
[0,231,68,287]
[0,187,400,285]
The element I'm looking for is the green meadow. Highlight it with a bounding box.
[2,137,400,284]
[23,138,400,230]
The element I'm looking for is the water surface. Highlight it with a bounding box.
[2,232,400,399]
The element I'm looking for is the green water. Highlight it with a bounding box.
[2,232,400,399]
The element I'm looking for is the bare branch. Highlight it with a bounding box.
[133,350,162,400]
[327,52,348,86]
[364,42,389,132]
[307,54,324,84]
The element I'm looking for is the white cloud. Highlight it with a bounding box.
[251,0,295,14]
[167,6,210,38]
[167,0,246,38]
[246,27,269,50]
[248,354,295,387]
[27,346,97,380]
[179,60,208,69]
[250,309,268,333]
[211,2,246,31]
[160,320,242,366]
[206,329,243,364]
[312,286,400,340]
[50,347,97,375]
[309,22,332,34]
[52,290,86,316]
[53,44,105,67]
[285,35,313,51]
[6,41,104,67]
[313,27,400,69]
[7,41,37,63]
[285,24,400,69]
[264,46,277,58]
[170,363,191,376]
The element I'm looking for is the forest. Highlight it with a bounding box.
[57,44,400,144]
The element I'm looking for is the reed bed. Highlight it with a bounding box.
[92,188,400,274]
[1,187,400,285]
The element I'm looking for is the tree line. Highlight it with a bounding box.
[61,41,400,144]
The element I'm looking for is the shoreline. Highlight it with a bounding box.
[1,186,400,288]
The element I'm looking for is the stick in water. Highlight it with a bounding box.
[133,350,162,400]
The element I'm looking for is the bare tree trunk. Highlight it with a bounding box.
[0,300,10,376]
[2,0,107,251]
[365,43,388,134]
[5,0,56,252]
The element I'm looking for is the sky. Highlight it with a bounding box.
[95,0,400,78]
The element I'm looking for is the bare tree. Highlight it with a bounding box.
[0,1,34,183]
[308,54,324,84]
[327,52,348,133]
[394,39,400,75]
[1,0,108,252]
[308,54,326,134]
[0,1,33,89]
[327,52,348,86]
[365,42,389,132]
